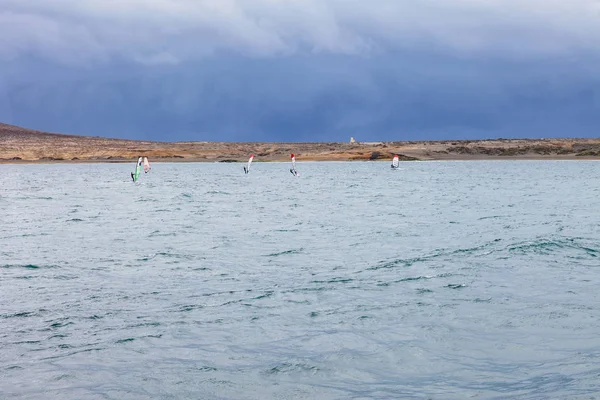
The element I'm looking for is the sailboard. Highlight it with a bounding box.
[391,154,399,169]
[143,157,151,173]
[243,154,254,174]
[290,153,299,176]
[131,156,143,182]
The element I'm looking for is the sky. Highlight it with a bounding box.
[0,0,599,142]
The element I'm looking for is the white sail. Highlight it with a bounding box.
[392,155,399,168]
[290,153,299,176]
[244,154,254,174]
[143,157,151,173]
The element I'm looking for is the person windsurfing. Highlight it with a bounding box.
[143,157,151,173]
[131,156,143,182]
[244,154,254,174]
[290,153,299,176]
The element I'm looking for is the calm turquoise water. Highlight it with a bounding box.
[1,161,599,399]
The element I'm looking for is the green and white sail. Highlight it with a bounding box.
[132,156,143,182]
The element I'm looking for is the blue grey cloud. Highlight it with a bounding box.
[1,0,599,141]
[2,0,599,64]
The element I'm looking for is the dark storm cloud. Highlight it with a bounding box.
[1,0,599,140]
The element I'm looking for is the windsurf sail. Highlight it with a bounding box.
[143,157,151,173]
[290,153,299,176]
[132,156,142,182]
[391,154,399,169]
[244,154,254,174]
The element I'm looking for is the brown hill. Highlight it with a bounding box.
[1,122,600,163]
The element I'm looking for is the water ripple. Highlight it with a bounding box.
[1,161,600,399]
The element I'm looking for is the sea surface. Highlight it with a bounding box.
[1,161,599,400]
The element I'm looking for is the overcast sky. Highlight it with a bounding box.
[1,0,599,141]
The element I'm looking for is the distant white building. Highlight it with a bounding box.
[350,137,356,143]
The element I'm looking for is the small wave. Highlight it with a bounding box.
[509,239,565,254]
[130,321,161,328]
[196,366,217,372]
[52,275,78,280]
[148,232,178,238]
[146,334,162,339]
[50,321,74,328]
[311,278,353,284]
[48,334,69,339]
[398,275,434,282]
[1,311,36,318]
[284,287,330,293]
[264,248,303,257]
[13,340,41,345]
[138,252,192,261]
[253,291,274,300]
[478,215,508,220]
[1,264,56,269]
[5,233,51,239]
[508,237,599,256]
[446,283,466,289]
[473,297,492,303]
[264,362,321,376]
[176,304,204,312]
[40,347,104,361]
[366,240,502,271]
[377,274,446,287]
[205,191,230,195]
[157,251,193,259]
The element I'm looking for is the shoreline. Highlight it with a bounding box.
[2,122,600,164]
[1,155,599,165]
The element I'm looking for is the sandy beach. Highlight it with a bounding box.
[1,122,600,163]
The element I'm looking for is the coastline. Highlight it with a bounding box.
[2,155,600,164]
[2,122,600,164]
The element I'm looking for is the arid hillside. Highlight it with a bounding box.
[1,122,600,163]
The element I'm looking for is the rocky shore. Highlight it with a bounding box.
[1,122,600,163]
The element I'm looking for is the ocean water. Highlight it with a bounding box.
[1,161,599,400]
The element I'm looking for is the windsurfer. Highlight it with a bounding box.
[290,153,299,176]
